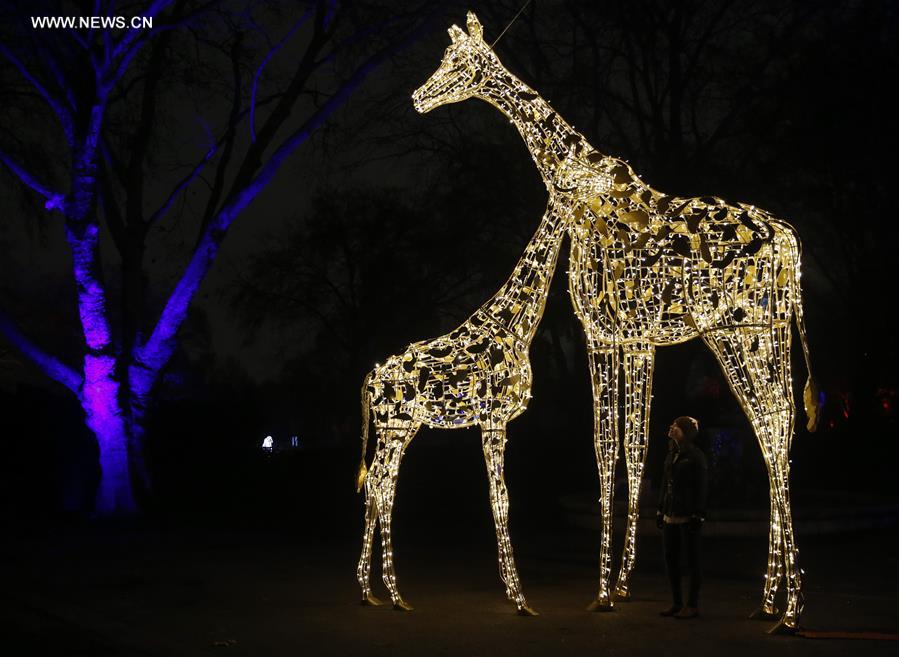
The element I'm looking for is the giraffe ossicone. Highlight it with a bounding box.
[360,12,818,633]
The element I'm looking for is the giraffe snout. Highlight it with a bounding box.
[412,88,430,114]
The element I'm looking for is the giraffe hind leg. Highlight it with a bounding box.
[767,441,805,634]
[749,498,781,619]
[357,486,384,606]
[369,424,417,611]
[703,326,803,632]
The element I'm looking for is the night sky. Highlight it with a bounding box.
[1,0,897,522]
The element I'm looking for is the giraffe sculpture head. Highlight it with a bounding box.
[413,14,611,202]
[412,12,499,114]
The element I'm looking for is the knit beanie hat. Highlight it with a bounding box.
[674,416,699,441]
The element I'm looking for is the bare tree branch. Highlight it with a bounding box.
[0,306,82,395]
[148,141,217,225]
[112,0,177,62]
[0,146,64,209]
[250,3,315,142]
[139,21,428,375]
[0,42,75,144]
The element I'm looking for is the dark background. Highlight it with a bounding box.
[1,0,897,544]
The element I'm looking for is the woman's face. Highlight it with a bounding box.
[667,422,684,442]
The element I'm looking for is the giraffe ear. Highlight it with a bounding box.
[448,24,466,44]
[466,12,483,41]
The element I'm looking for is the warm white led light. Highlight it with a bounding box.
[358,12,818,633]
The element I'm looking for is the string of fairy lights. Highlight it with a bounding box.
[357,12,817,633]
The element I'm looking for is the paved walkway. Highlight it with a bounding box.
[3,526,898,656]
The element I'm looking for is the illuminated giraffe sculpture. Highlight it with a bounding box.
[355,186,584,614]
[412,13,819,634]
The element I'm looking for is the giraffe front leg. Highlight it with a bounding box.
[357,488,383,606]
[586,347,619,612]
[481,421,536,616]
[614,345,655,601]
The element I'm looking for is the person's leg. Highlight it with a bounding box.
[685,524,702,609]
[661,522,683,614]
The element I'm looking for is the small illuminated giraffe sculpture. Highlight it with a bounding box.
[412,13,819,634]
[355,184,584,614]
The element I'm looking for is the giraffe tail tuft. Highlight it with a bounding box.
[356,371,373,493]
[803,376,820,433]
[356,460,368,494]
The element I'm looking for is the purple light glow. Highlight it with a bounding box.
[83,355,119,426]
[66,223,113,351]
[83,354,136,514]
[44,194,65,211]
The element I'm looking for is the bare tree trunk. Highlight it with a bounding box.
[82,358,138,515]
[66,107,141,514]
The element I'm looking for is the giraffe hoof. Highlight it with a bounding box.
[517,605,539,617]
[586,599,615,612]
[767,619,799,636]
[749,605,780,621]
[393,599,414,612]
[613,587,632,602]
[360,593,384,606]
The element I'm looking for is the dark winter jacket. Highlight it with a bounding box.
[658,441,708,519]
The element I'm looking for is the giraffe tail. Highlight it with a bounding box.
[356,371,373,493]
[789,231,820,433]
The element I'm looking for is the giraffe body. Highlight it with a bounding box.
[566,179,803,348]
[411,12,818,632]
[367,312,532,432]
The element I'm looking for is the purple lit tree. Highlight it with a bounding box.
[0,0,435,515]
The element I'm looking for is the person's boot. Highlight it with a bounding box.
[674,606,699,619]
[659,605,682,617]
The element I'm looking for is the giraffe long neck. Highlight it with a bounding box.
[481,209,566,345]
[476,69,591,186]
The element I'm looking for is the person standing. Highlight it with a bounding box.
[657,416,708,619]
